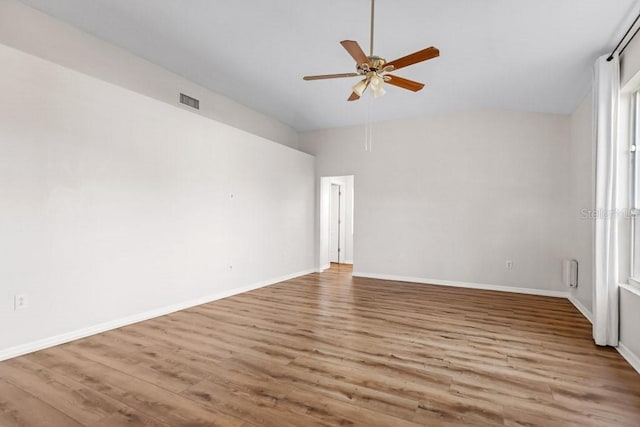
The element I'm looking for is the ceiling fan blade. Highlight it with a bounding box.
[347,92,360,101]
[386,46,439,71]
[385,75,425,92]
[303,73,360,81]
[340,40,370,65]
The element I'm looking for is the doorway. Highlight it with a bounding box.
[329,183,343,263]
[320,176,354,270]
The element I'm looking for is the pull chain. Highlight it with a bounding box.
[365,94,373,152]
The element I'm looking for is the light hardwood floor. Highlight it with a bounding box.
[1,264,639,426]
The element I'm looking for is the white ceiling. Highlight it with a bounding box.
[17,0,640,131]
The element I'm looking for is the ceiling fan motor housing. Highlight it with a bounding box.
[358,56,388,74]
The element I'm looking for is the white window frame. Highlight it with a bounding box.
[630,90,640,286]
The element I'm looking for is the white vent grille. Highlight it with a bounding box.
[180,93,200,110]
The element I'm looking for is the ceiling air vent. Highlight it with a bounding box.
[180,93,200,110]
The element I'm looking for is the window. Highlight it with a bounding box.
[631,91,640,284]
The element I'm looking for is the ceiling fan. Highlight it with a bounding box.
[303,0,440,101]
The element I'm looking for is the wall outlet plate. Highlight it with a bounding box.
[14,294,28,310]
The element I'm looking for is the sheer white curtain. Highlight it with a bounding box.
[593,53,620,346]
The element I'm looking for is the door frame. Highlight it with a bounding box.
[319,176,354,271]
[329,183,345,264]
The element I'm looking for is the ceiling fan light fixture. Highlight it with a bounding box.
[370,72,384,88]
[370,72,386,98]
[372,84,386,98]
[353,78,369,97]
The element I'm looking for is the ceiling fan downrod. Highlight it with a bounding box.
[370,0,375,57]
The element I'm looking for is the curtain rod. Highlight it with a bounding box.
[608,12,640,61]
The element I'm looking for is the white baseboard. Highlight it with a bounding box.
[568,294,593,324]
[617,342,640,375]
[0,268,316,362]
[352,271,569,298]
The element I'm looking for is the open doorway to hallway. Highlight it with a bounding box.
[319,176,354,271]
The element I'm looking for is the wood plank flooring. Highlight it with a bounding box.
[1,264,639,426]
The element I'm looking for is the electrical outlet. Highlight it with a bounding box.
[14,294,28,310]
[505,260,513,270]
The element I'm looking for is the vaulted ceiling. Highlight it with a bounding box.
[18,0,639,131]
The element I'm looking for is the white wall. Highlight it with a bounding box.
[0,43,315,357]
[0,0,299,149]
[567,91,595,315]
[620,287,640,362]
[301,109,572,293]
[622,30,640,87]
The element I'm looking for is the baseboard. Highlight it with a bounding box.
[0,268,316,362]
[319,263,331,272]
[568,294,594,324]
[344,260,353,265]
[617,342,640,375]
[352,271,569,298]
